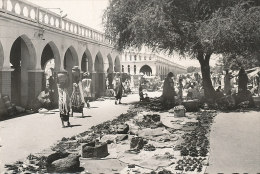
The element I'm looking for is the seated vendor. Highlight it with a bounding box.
[216,86,225,99]
[139,85,150,102]
[37,83,53,110]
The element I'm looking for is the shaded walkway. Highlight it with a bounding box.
[206,111,260,173]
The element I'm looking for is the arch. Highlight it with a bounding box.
[9,35,36,107]
[40,42,61,105]
[0,41,4,69]
[140,65,152,76]
[114,56,120,72]
[94,51,104,72]
[81,48,93,72]
[19,34,36,69]
[106,54,113,73]
[94,51,105,98]
[41,41,61,71]
[64,46,79,94]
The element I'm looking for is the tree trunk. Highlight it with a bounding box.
[197,52,216,101]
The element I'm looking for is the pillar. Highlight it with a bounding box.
[91,71,97,98]
[91,71,106,98]
[27,70,44,108]
[0,68,13,98]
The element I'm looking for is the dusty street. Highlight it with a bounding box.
[0,92,160,172]
[206,111,260,173]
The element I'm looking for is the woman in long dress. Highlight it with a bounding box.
[82,72,92,108]
[224,70,232,95]
[57,73,71,128]
[238,68,248,92]
[70,66,84,116]
[71,83,84,116]
[114,75,124,104]
[161,72,176,108]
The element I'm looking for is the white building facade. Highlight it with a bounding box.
[121,47,187,80]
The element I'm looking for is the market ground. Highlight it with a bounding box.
[206,111,260,173]
[0,93,260,173]
[0,92,162,172]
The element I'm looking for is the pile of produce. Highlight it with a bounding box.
[173,111,216,172]
[135,97,169,112]
[175,157,205,172]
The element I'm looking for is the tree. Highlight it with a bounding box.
[103,0,260,99]
[219,53,260,71]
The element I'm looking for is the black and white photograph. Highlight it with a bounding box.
[0,0,260,173]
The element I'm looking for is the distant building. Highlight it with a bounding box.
[121,47,187,80]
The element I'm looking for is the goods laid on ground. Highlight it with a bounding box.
[4,99,216,174]
[81,142,109,158]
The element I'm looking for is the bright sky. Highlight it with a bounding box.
[28,0,217,68]
[29,0,108,32]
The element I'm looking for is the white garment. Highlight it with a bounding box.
[82,79,92,97]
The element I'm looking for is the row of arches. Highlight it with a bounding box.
[0,35,121,107]
[121,65,153,76]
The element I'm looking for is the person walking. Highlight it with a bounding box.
[178,78,183,101]
[82,72,92,108]
[224,69,232,95]
[57,72,71,128]
[70,66,84,117]
[114,74,124,104]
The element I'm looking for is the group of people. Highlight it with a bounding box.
[37,65,260,127]
[160,66,259,109]
[37,66,92,128]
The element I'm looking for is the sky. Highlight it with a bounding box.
[28,0,217,67]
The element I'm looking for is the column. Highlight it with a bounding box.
[91,71,97,98]
[27,70,44,108]
[0,68,14,98]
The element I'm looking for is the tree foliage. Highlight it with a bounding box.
[218,53,260,71]
[103,0,260,99]
[187,66,201,73]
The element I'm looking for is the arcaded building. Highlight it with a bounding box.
[121,47,187,80]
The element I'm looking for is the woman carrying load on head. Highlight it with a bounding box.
[57,72,71,128]
[70,66,84,117]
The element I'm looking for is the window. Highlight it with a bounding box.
[128,65,130,73]
[125,53,127,61]
[134,65,136,74]
[144,56,146,60]
[122,65,124,72]
[134,55,137,61]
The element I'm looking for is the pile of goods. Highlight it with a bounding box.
[175,157,205,172]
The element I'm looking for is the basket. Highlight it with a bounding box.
[57,72,68,86]
[174,109,186,117]
[173,105,186,117]
[72,66,81,82]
